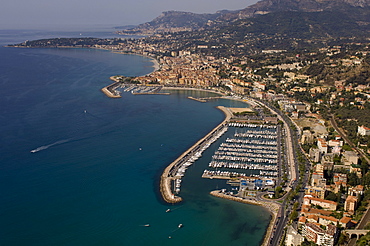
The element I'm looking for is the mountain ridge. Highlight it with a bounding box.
[220,0,370,21]
[117,0,370,38]
[118,10,236,35]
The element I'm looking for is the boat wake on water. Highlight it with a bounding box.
[30,139,71,153]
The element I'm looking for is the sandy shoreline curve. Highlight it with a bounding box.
[112,51,160,75]
[210,190,280,246]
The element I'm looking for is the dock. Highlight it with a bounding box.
[160,106,233,203]
[101,81,123,98]
[187,96,207,102]
[132,92,170,95]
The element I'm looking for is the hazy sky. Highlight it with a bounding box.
[0,0,259,30]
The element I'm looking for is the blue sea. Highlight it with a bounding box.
[0,28,270,246]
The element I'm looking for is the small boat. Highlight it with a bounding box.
[178,224,183,228]
[144,224,150,227]
[166,209,171,213]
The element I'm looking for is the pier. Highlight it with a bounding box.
[101,81,123,98]
[160,106,233,203]
[203,122,281,180]
[101,78,168,98]
[187,96,207,102]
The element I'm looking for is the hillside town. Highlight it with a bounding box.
[97,38,370,245]
[11,34,370,245]
[96,38,369,245]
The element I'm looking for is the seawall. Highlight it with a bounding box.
[159,106,233,203]
[101,79,122,98]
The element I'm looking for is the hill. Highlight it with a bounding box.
[117,10,235,35]
[220,0,370,20]
[117,0,370,38]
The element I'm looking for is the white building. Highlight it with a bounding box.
[303,223,337,246]
[285,225,304,246]
[358,125,370,136]
[317,138,328,154]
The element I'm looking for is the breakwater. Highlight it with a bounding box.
[101,81,122,98]
[160,106,233,203]
[210,190,280,246]
[187,96,206,102]
[132,92,170,95]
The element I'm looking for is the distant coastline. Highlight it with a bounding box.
[111,50,160,74]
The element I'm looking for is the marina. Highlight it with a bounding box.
[101,80,169,98]
[160,103,282,202]
[203,123,281,180]
[121,84,169,95]
[171,124,228,193]
[159,106,233,203]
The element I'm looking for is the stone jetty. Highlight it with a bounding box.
[159,106,233,203]
[101,77,123,98]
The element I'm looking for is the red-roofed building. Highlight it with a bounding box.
[317,138,328,154]
[344,196,358,215]
[358,125,370,136]
[328,139,343,147]
[333,173,347,184]
[307,214,319,223]
[339,216,356,228]
[318,215,338,226]
[303,195,338,211]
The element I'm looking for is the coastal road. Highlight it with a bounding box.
[269,202,287,246]
[247,97,299,245]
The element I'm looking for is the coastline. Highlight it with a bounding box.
[99,48,282,244]
[156,92,281,246]
[111,50,160,75]
[111,70,278,244]
[20,44,281,244]
[162,86,225,96]
[100,49,282,246]
[210,190,280,246]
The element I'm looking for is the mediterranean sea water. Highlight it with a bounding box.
[0,29,270,246]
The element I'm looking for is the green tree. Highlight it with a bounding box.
[348,172,360,186]
[362,172,370,187]
[356,231,370,246]
[325,191,337,202]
